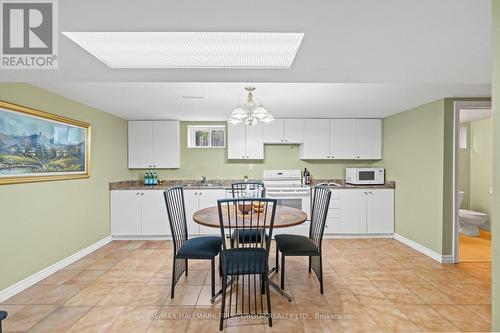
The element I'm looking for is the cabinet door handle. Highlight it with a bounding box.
[242,155,245,158]
[199,192,202,195]
[141,192,144,196]
[326,156,330,159]
[136,192,140,196]
[280,139,283,142]
[246,155,249,158]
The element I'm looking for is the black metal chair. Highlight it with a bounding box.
[0,311,7,333]
[275,186,331,294]
[217,198,277,331]
[163,186,223,299]
[230,182,266,248]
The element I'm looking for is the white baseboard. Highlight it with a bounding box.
[0,236,112,303]
[393,233,454,264]
[324,233,394,239]
[111,235,173,240]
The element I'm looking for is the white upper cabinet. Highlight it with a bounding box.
[299,119,330,159]
[227,123,264,159]
[263,120,284,143]
[330,119,357,159]
[264,119,304,144]
[300,119,382,160]
[128,120,180,168]
[355,119,382,159]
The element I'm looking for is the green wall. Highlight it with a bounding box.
[381,99,446,254]
[129,121,378,181]
[492,0,500,329]
[469,118,493,225]
[0,83,130,291]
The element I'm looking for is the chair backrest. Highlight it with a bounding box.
[309,186,332,249]
[217,198,276,252]
[163,186,188,255]
[231,182,265,198]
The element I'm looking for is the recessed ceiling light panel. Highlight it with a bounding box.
[62,32,304,69]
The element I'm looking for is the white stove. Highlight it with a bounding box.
[263,170,311,227]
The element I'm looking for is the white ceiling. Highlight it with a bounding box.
[35,82,490,120]
[0,0,491,83]
[460,108,492,123]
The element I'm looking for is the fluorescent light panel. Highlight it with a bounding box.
[62,32,304,69]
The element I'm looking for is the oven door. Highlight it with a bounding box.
[265,191,311,237]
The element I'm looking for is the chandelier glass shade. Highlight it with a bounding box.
[228,87,274,125]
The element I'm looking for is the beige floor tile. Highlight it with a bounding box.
[2,305,56,332]
[28,306,91,333]
[2,285,54,305]
[63,270,106,288]
[185,306,221,333]
[290,285,328,306]
[148,305,193,333]
[98,284,144,306]
[398,304,459,332]
[106,305,159,333]
[64,283,115,306]
[132,285,170,306]
[163,285,202,306]
[364,304,419,332]
[432,304,491,332]
[67,306,125,333]
[37,270,81,286]
[466,304,491,323]
[406,284,457,304]
[376,284,424,304]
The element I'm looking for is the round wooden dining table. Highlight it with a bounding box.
[192,204,307,303]
[193,205,308,229]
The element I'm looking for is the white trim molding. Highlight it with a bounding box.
[0,236,112,303]
[393,233,454,264]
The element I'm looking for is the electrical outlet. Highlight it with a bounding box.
[249,164,254,170]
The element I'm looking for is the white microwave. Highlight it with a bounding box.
[346,168,385,185]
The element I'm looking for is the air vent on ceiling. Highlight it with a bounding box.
[62,32,304,69]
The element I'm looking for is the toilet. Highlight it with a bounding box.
[458,191,488,236]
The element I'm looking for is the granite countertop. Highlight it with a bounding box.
[110,179,395,190]
[109,179,253,190]
[310,179,396,189]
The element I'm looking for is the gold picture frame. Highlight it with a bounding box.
[0,100,91,185]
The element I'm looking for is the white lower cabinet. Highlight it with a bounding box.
[111,188,227,237]
[184,189,226,236]
[325,189,394,235]
[111,190,170,236]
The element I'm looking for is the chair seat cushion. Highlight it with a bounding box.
[177,236,222,259]
[275,234,319,255]
[231,229,269,244]
[0,310,7,321]
[221,248,267,275]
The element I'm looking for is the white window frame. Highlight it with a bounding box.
[187,125,226,148]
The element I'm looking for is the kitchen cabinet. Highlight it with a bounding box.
[325,189,394,234]
[300,119,382,160]
[111,190,170,236]
[183,189,227,235]
[227,123,264,159]
[356,119,382,159]
[263,119,304,144]
[128,120,180,168]
[299,119,330,159]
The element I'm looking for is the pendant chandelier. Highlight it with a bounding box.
[227,87,274,125]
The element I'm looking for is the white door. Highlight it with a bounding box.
[263,120,284,143]
[331,190,367,234]
[111,191,142,236]
[128,121,153,168]
[245,123,264,159]
[356,119,382,159]
[152,121,180,168]
[141,191,171,235]
[183,190,200,235]
[283,119,304,143]
[198,189,226,235]
[300,119,330,159]
[330,119,357,159]
[227,123,247,159]
[366,189,394,233]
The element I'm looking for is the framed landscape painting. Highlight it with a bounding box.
[0,100,91,185]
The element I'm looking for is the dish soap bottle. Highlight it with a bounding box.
[144,172,149,185]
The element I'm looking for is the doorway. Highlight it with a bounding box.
[453,101,492,263]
